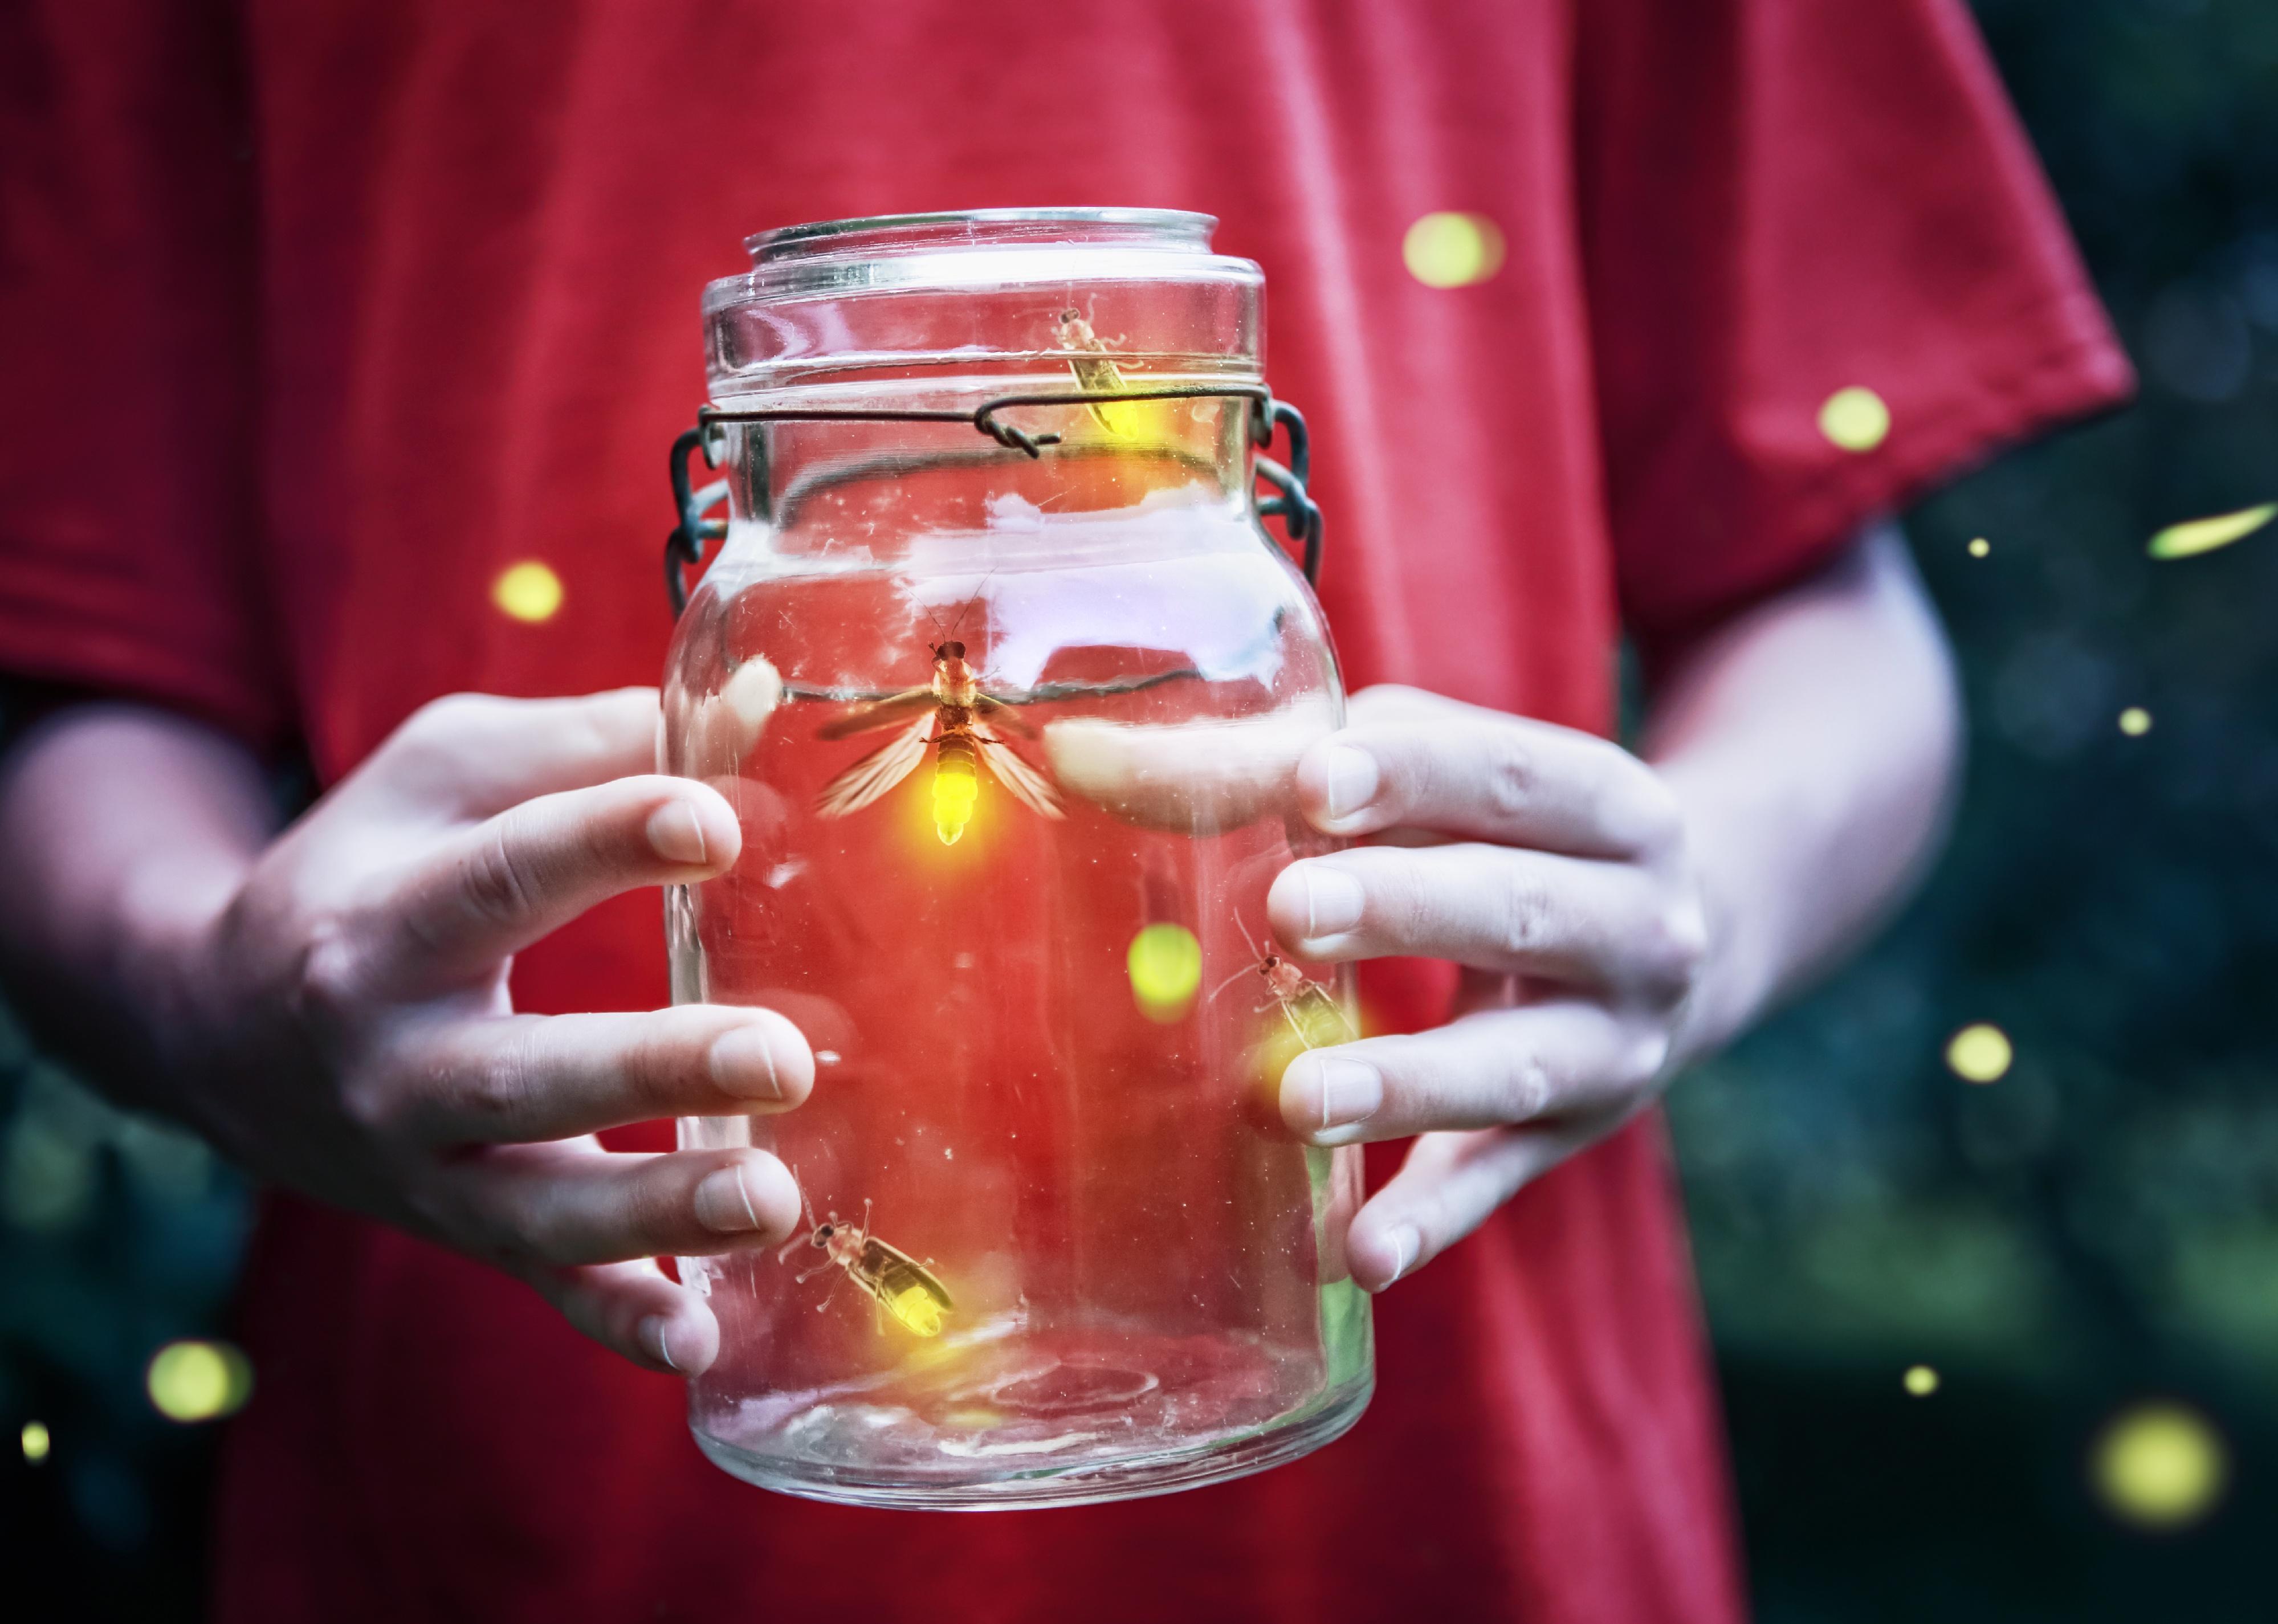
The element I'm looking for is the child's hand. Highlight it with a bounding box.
[1267,685,1710,1292]
[173,689,812,1374]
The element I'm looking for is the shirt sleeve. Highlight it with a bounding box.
[0,0,287,747]
[1575,0,2134,646]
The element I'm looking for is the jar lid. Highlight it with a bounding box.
[703,207,1264,391]
[704,207,1261,311]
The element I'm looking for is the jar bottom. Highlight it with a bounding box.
[688,1320,1372,1510]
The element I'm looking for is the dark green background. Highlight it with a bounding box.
[5,0,2276,1614]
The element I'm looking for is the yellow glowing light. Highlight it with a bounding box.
[1819,387,1890,452]
[491,561,565,623]
[1945,1023,2012,1084]
[2092,1401,2227,1529]
[886,1285,944,1338]
[2118,707,2153,736]
[1968,538,1991,558]
[931,760,979,846]
[146,1339,254,1423]
[2147,503,2276,560]
[1403,212,1506,289]
[1904,1365,1941,1397]
[21,1421,50,1462]
[1127,923,1204,1022]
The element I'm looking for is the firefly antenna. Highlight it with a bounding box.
[944,566,1000,643]
[1211,904,1269,1003]
[778,1165,823,1263]
[1208,963,1260,1004]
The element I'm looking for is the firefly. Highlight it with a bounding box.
[782,1187,955,1340]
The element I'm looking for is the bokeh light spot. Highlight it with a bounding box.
[146,1339,254,1423]
[1403,213,1506,289]
[1968,537,1991,558]
[1818,387,1891,452]
[492,561,565,623]
[2146,502,2276,560]
[1945,1023,2012,1084]
[2092,1401,2227,1529]
[1128,923,1203,1023]
[21,1420,50,1462]
[1904,1365,1941,1397]
[2118,707,2153,736]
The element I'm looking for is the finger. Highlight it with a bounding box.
[1277,1002,1657,1145]
[448,1142,803,1268]
[1041,700,1335,833]
[1344,683,1470,728]
[531,1257,721,1376]
[364,689,663,820]
[1342,1127,1586,1291]
[392,1005,815,1144]
[1295,707,1680,858]
[369,776,741,987]
[1268,844,1704,992]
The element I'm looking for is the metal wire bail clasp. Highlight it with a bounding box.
[665,421,731,618]
[662,389,1325,617]
[1250,399,1323,590]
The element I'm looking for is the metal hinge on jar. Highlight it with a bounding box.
[663,387,1323,617]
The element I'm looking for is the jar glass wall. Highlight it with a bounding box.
[662,211,1370,1507]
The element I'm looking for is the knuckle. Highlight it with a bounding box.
[1489,864,1554,961]
[455,1029,547,1135]
[608,1173,679,1257]
[1479,740,1539,825]
[1504,1050,1554,1121]
[458,817,544,927]
[291,918,370,1031]
[1612,769,1684,855]
[335,1075,396,1135]
[1621,1029,1674,1092]
[404,691,500,744]
[1638,895,1710,998]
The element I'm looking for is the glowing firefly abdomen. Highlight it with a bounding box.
[932,723,980,844]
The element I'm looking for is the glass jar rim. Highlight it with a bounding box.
[707,207,1260,311]
[745,207,1219,260]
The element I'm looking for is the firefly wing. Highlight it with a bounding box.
[972,723,1065,820]
[969,692,1036,737]
[1282,981,1358,1048]
[860,1237,955,1312]
[814,687,936,740]
[816,712,934,817]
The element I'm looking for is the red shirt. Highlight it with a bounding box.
[0,2,2128,1619]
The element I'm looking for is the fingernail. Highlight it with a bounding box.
[1380,1226,1421,1288]
[1291,1054,1383,1144]
[646,800,709,865]
[708,1023,783,1101]
[1300,864,1366,940]
[638,1313,680,1372]
[1321,744,1380,822]
[695,1165,763,1233]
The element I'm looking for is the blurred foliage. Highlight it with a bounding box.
[0,1001,247,1615]
[4,0,2277,1616]
[1668,0,2278,1617]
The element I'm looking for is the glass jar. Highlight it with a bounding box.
[659,209,1369,1508]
